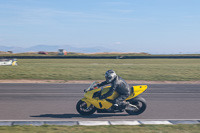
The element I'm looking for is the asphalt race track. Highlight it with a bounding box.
[0,83,200,121]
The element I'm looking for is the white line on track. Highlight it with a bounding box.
[0,92,200,95]
[0,93,199,95]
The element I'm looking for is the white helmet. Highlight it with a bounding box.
[105,70,117,83]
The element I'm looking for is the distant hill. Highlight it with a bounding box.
[0,45,120,53]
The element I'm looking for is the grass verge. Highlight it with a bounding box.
[0,125,200,133]
[0,59,200,81]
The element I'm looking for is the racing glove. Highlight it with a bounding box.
[93,85,99,89]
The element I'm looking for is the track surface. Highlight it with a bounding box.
[0,83,200,120]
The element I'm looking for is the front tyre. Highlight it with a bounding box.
[76,100,96,116]
[126,96,147,115]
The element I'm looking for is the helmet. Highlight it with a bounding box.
[105,70,117,83]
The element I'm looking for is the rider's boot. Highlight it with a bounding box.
[113,104,120,110]
[113,101,127,111]
[118,101,138,111]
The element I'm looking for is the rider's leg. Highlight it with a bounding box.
[113,94,138,110]
[113,94,129,110]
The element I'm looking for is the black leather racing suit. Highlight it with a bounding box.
[97,76,131,107]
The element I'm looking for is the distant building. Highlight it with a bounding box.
[58,49,67,55]
[7,51,13,54]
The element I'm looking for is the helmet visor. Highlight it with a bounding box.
[105,73,112,83]
[105,75,112,83]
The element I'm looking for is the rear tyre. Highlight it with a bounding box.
[76,100,96,116]
[126,96,147,115]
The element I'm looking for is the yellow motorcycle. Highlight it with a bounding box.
[76,81,147,116]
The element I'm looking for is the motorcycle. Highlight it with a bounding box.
[76,81,147,116]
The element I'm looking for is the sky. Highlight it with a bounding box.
[0,0,200,54]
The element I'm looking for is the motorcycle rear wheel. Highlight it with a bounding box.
[125,96,147,115]
[76,100,96,116]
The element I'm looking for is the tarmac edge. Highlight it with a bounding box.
[0,120,200,126]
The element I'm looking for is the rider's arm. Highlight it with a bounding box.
[99,83,117,99]
[97,81,108,87]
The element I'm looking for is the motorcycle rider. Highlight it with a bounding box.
[96,70,135,110]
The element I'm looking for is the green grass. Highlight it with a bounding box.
[1,59,200,81]
[0,125,200,133]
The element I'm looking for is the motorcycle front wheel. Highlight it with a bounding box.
[76,100,96,116]
[125,96,147,115]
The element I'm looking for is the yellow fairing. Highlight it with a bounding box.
[81,96,113,109]
[100,85,147,101]
[101,86,119,100]
[91,99,113,109]
[126,85,147,100]
[83,87,117,109]
[82,85,147,110]
[84,88,101,99]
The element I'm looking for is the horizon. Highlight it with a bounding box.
[0,0,200,54]
[0,44,200,55]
